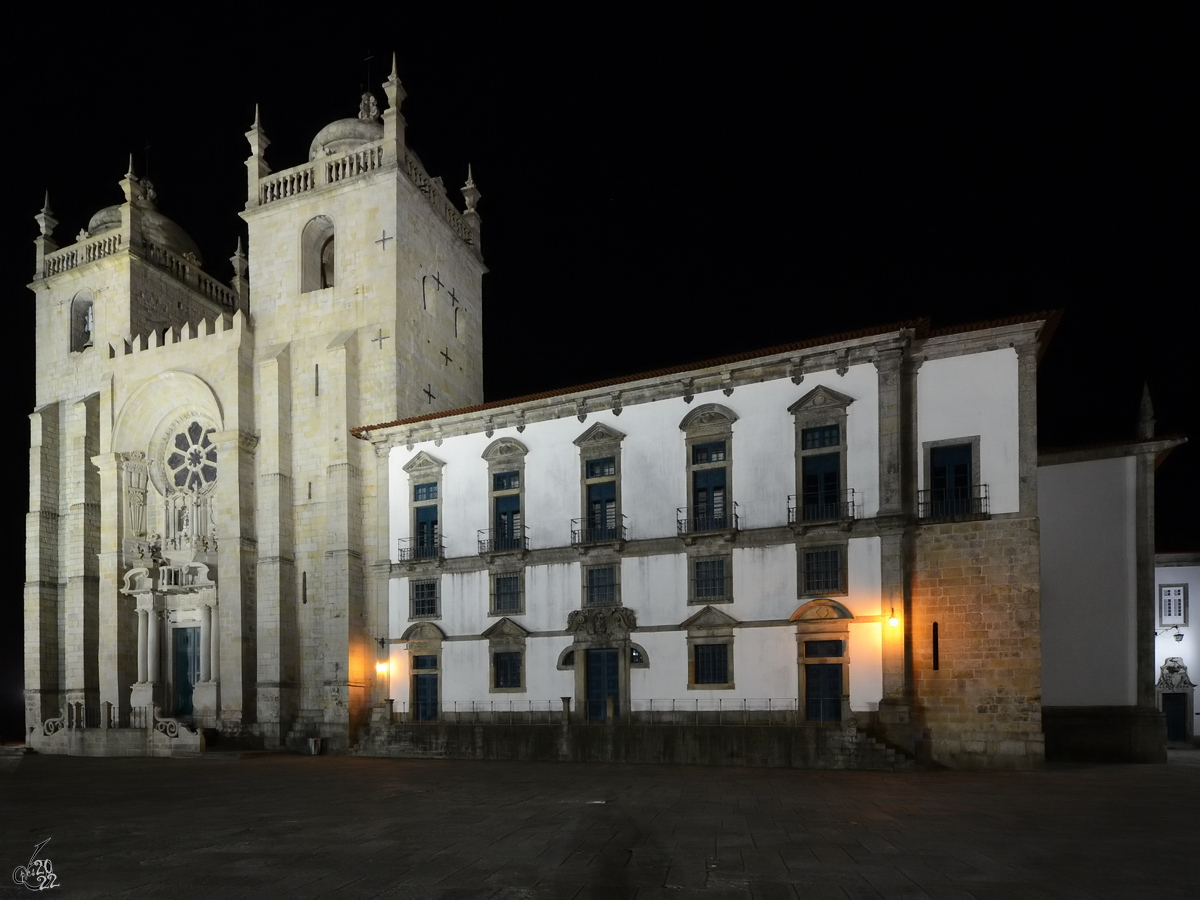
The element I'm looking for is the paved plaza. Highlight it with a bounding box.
[2,749,1199,899]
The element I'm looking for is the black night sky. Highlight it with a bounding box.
[0,11,1193,740]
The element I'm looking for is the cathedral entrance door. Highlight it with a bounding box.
[174,627,201,717]
[586,648,620,722]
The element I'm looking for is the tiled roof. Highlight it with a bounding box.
[352,310,1062,437]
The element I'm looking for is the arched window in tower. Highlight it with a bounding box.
[70,290,94,352]
[300,215,336,293]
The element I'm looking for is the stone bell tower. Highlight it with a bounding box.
[239,55,486,749]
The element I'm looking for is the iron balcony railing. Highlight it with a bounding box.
[676,502,740,535]
[477,526,529,554]
[787,489,857,524]
[397,537,444,562]
[570,515,628,545]
[918,484,990,520]
[385,697,839,726]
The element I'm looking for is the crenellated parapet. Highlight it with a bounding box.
[108,309,250,361]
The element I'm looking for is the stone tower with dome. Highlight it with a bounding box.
[24,57,486,752]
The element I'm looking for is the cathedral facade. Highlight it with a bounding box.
[26,62,483,752]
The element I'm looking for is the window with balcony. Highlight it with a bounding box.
[678,404,739,535]
[920,437,987,519]
[400,451,445,561]
[789,385,855,524]
[573,422,627,544]
[480,438,529,553]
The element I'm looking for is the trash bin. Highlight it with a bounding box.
[307,737,322,756]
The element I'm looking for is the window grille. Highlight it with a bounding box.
[693,558,728,601]
[410,579,439,618]
[585,565,618,607]
[694,644,729,685]
[493,651,522,689]
[803,548,841,593]
[801,424,840,450]
[494,574,521,615]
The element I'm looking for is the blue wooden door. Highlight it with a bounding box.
[415,505,439,557]
[495,495,521,550]
[802,453,840,520]
[586,648,620,721]
[174,627,200,716]
[587,482,616,540]
[414,674,438,721]
[692,469,727,530]
[805,663,842,722]
[931,444,972,515]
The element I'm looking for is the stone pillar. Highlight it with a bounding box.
[366,436,393,708]
[95,451,137,724]
[200,604,212,682]
[210,429,259,732]
[137,609,148,683]
[1015,342,1039,517]
[25,404,61,732]
[147,608,160,685]
[64,396,100,725]
[322,332,366,750]
[255,345,295,747]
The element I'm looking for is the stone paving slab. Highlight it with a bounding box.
[2,750,1199,898]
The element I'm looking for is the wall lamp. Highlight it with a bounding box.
[375,636,390,674]
[888,607,900,628]
[1155,626,1185,643]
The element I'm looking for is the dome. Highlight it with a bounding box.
[88,185,203,266]
[309,117,384,160]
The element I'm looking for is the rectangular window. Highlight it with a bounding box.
[414,654,438,670]
[493,651,522,689]
[493,471,520,491]
[494,574,521,615]
[586,457,616,478]
[693,558,728,601]
[413,482,438,501]
[804,640,843,658]
[494,494,522,549]
[585,565,618,607]
[694,644,729,685]
[1160,585,1188,626]
[410,579,439,618]
[802,424,840,450]
[692,441,727,464]
[803,548,842,594]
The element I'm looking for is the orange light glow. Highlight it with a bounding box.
[375,662,389,675]
[888,608,899,627]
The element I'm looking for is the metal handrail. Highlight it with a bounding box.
[477,526,529,554]
[787,489,857,524]
[676,503,740,534]
[918,484,990,519]
[570,516,628,545]
[397,537,444,561]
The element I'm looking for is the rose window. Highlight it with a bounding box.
[166,421,217,491]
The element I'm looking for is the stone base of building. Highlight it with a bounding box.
[1042,706,1167,763]
[352,720,915,771]
[923,731,1045,769]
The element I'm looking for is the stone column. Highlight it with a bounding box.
[95,451,136,724]
[64,396,101,725]
[210,429,258,731]
[147,608,160,685]
[200,604,212,682]
[367,436,393,708]
[137,609,148,683]
[25,404,61,732]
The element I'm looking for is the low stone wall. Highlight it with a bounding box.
[1042,706,1167,763]
[352,722,913,771]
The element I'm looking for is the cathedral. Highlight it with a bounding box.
[24,61,1180,766]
